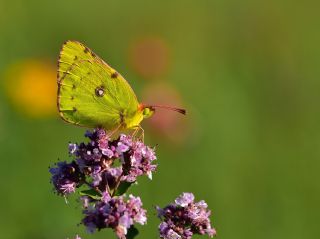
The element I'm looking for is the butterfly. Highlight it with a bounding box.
[57,40,185,134]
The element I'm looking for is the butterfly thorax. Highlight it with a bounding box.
[121,105,155,129]
[121,109,144,129]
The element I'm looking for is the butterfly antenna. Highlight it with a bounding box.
[146,104,187,115]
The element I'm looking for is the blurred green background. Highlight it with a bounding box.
[1,0,320,238]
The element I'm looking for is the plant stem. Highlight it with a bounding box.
[111,173,123,197]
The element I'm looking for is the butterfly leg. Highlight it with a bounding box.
[106,124,122,139]
[138,125,144,142]
[131,125,144,142]
[131,126,139,138]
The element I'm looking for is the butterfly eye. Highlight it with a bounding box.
[95,87,105,97]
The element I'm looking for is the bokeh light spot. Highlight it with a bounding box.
[141,82,191,145]
[4,59,57,118]
[129,36,170,79]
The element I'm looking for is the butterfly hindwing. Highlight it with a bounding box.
[57,41,139,129]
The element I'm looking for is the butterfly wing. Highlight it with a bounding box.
[57,41,140,129]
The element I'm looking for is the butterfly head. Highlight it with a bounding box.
[142,106,155,119]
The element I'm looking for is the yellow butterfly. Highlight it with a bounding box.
[57,41,185,133]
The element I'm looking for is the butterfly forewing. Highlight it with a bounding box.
[57,41,139,129]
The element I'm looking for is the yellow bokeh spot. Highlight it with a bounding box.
[4,59,56,118]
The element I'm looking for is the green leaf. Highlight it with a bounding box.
[114,181,133,196]
[79,189,101,200]
[127,226,139,239]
